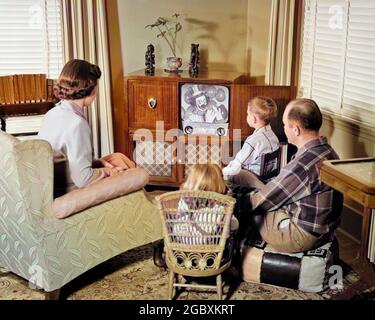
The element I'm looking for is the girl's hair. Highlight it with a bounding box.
[54,59,102,100]
[181,164,226,194]
[248,96,278,125]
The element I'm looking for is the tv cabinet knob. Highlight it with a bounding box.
[148,97,157,109]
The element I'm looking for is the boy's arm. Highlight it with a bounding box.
[222,159,241,176]
[222,139,257,175]
[235,141,256,164]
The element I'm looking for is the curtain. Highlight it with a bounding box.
[61,0,114,158]
[265,0,296,86]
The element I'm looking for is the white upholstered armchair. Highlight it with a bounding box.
[0,131,163,299]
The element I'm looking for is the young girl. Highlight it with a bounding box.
[38,59,137,195]
[154,163,239,267]
[178,163,239,242]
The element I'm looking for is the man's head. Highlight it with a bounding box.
[283,99,322,147]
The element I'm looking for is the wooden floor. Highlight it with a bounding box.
[337,230,375,286]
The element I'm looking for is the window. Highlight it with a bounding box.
[299,0,375,126]
[0,0,64,79]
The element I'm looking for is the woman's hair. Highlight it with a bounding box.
[181,164,226,194]
[54,59,102,100]
[248,96,278,125]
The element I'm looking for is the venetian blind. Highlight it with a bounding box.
[0,0,64,79]
[299,0,375,126]
[342,0,375,124]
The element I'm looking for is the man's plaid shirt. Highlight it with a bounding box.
[250,137,343,237]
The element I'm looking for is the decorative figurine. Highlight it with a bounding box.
[145,44,155,75]
[189,43,200,76]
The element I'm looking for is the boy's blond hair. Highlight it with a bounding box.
[181,164,226,194]
[248,96,278,125]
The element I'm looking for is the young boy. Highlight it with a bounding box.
[222,96,279,181]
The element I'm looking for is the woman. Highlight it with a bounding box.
[38,59,138,196]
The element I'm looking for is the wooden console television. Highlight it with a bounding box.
[114,69,296,186]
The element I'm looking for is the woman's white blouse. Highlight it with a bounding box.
[38,100,96,188]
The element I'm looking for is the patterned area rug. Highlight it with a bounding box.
[351,287,375,300]
[0,244,370,300]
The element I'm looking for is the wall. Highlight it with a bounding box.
[117,0,272,78]
[246,0,272,83]
[321,114,375,159]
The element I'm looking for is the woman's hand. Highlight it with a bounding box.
[96,158,127,172]
[99,153,136,171]
[102,167,123,177]
[100,159,116,169]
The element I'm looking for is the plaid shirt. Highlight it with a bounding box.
[250,137,343,237]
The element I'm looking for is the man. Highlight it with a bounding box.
[245,98,343,253]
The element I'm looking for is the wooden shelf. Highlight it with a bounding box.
[125,69,250,84]
[0,101,54,117]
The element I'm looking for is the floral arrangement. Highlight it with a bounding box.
[145,13,182,57]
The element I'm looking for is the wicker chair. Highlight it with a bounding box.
[156,190,236,300]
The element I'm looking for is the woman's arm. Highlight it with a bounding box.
[65,121,101,187]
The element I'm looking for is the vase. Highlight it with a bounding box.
[166,57,182,73]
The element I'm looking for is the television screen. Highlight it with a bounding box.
[180,83,229,136]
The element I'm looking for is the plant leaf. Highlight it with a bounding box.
[145,21,162,28]
[157,31,167,38]
[175,23,182,33]
[157,17,168,25]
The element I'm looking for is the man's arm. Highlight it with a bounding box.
[249,163,310,213]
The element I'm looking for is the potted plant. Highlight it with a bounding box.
[145,13,183,72]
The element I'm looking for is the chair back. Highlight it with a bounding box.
[0,131,53,225]
[259,142,289,181]
[259,148,280,181]
[0,131,54,283]
[156,190,235,276]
